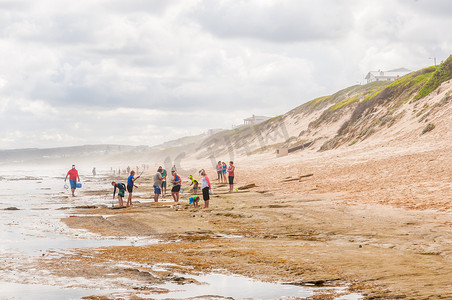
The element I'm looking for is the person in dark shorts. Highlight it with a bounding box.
[171,170,181,202]
[153,167,163,202]
[188,175,199,195]
[227,161,235,192]
[200,169,211,208]
[126,170,140,207]
[112,181,126,207]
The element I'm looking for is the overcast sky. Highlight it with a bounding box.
[0,0,451,150]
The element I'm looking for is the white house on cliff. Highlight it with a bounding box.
[365,68,411,83]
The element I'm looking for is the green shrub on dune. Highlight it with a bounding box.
[415,55,452,100]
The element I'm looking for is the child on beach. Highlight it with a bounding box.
[126,170,140,207]
[111,181,126,207]
[200,169,211,208]
[161,168,167,197]
[189,195,200,208]
[188,175,199,194]
[222,162,227,183]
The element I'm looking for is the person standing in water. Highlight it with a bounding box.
[153,167,163,202]
[201,169,211,208]
[227,161,235,192]
[65,164,81,197]
[126,170,140,207]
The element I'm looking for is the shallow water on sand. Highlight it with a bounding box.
[0,166,361,299]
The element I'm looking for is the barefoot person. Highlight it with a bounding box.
[222,162,227,183]
[65,164,81,197]
[171,170,182,202]
[153,167,163,202]
[188,175,199,195]
[200,169,211,208]
[161,167,167,197]
[189,195,200,208]
[126,170,140,207]
[227,161,235,192]
[111,181,126,207]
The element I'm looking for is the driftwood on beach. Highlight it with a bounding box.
[280,173,314,183]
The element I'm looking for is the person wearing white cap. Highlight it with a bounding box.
[65,164,80,196]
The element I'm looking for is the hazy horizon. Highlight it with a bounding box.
[1,0,451,150]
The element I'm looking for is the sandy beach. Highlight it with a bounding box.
[24,137,451,299]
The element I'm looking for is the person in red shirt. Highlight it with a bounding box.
[227,161,235,192]
[65,164,81,196]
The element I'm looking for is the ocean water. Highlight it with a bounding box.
[0,166,362,299]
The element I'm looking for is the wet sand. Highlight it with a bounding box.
[23,140,450,299]
[30,167,449,298]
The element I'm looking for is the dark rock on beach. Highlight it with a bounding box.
[4,207,20,210]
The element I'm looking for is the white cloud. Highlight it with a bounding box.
[0,0,451,149]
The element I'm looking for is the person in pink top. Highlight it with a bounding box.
[64,164,81,197]
[227,161,235,192]
[200,169,211,208]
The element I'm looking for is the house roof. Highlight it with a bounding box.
[244,115,270,122]
[365,68,411,80]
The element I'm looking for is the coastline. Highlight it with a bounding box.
[41,161,452,298]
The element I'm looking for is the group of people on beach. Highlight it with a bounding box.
[65,161,236,209]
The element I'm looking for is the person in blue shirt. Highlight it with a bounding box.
[126,170,140,207]
[112,181,126,207]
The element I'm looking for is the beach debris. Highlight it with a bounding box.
[74,205,98,209]
[280,173,314,183]
[4,207,19,210]
[237,183,257,190]
[109,206,127,209]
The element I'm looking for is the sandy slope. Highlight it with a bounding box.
[31,80,452,299]
[35,130,452,299]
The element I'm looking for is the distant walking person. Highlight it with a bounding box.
[65,164,81,197]
[92,167,96,177]
[227,161,235,192]
[201,169,211,208]
[153,167,163,202]
[171,170,182,202]
[171,165,177,172]
[111,181,126,207]
[127,170,140,207]
[161,167,167,197]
